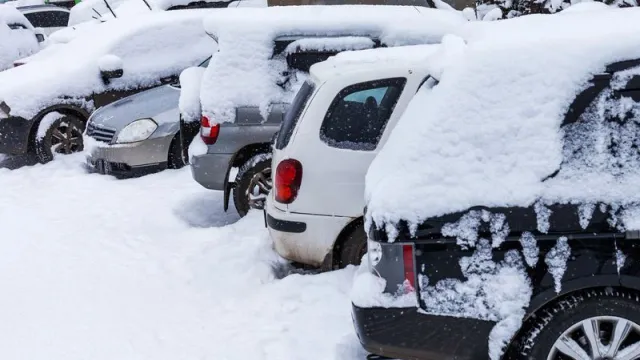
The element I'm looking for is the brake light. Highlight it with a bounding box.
[200,115,220,145]
[275,159,303,204]
[403,244,415,290]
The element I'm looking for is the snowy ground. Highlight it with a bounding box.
[0,152,365,360]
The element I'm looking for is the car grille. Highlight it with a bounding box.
[86,122,116,143]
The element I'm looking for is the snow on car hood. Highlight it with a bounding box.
[0,4,38,71]
[365,8,640,233]
[199,5,467,125]
[0,9,214,120]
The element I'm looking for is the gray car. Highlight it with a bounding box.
[85,83,188,177]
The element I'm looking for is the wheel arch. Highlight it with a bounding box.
[502,280,640,359]
[326,216,365,270]
[27,104,90,150]
[222,142,273,211]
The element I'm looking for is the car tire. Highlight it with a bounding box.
[512,288,640,360]
[338,224,367,268]
[233,154,272,217]
[167,132,187,169]
[35,114,85,164]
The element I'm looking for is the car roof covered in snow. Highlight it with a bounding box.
[0,3,32,28]
[17,4,68,12]
[0,9,215,119]
[365,7,640,235]
[199,5,466,124]
[310,44,441,83]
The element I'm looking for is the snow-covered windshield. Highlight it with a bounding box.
[0,4,38,71]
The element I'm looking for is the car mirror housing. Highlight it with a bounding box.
[98,55,124,84]
[34,28,46,43]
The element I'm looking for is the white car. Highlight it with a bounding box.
[18,4,69,35]
[0,4,43,70]
[266,44,440,269]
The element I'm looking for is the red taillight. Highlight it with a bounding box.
[403,244,415,289]
[200,115,220,145]
[275,159,303,204]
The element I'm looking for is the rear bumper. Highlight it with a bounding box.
[0,117,32,155]
[352,304,493,360]
[266,197,352,267]
[190,153,233,191]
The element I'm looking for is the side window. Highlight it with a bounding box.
[320,78,406,151]
[24,11,69,28]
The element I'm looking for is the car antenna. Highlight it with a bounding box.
[140,0,152,11]
[102,0,117,18]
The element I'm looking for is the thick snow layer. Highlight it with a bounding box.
[0,153,360,360]
[285,37,375,54]
[0,4,39,71]
[0,10,214,120]
[366,9,640,231]
[200,5,466,124]
[178,66,206,123]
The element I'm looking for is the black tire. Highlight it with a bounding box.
[233,154,272,217]
[338,224,367,268]
[35,114,85,164]
[512,288,640,360]
[167,133,187,169]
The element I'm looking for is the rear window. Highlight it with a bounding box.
[24,11,69,28]
[276,80,315,150]
[320,78,406,151]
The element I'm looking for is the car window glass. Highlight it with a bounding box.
[320,77,406,151]
[24,11,69,28]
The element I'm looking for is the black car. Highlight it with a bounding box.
[353,59,640,360]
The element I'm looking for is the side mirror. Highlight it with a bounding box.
[34,28,46,43]
[98,54,124,84]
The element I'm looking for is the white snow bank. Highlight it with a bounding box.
[350,255,418,308]
[0,9,214,119]
[366,8,640,231]
[179,66,206,123]
[200,5,466,124]
[0,157,359,360]
[0,4,39,70]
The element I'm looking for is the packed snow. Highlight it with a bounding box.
[178,66,206,123]
[366,8,640,232]
[0,4,39,71]
[0,10,214,120]
[0,152,363,360]
[544,237,571,294]
[199,5,466,124]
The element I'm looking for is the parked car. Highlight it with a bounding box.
[0,4,43,70]
[18,4,69,35]
[266,45,440,268]
[354,8,640,360]
[85,57,210,177]
[0,9,214,163]
[184,5,466,217]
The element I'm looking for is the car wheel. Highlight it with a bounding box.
[338,224,367,268]
[233,154,272,217]
[514,288,640,360]
[35,114,85,164]
[167,132,187,169]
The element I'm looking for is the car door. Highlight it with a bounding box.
[286,75,420,217]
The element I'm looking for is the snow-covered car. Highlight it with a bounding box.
[0,4,43,70]
[185,5,466,217]
[68,0,265,26]
[85,57,210,177]
[0,9,214,163]
[18,4,69,35]
[266,45,440,268]
[354,8,640,360]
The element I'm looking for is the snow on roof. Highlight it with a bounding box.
[311,44,441,81]
[0,4,38,71]
[199,5,466,124]
[0,9,214,119]
[365,8,640,233]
